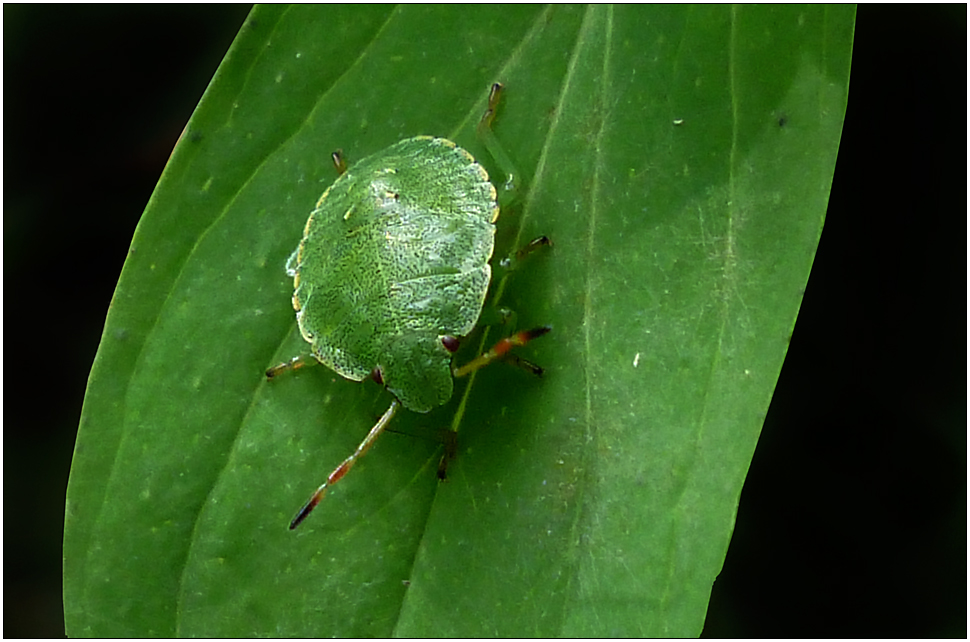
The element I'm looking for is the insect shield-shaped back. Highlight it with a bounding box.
[290,136,499,412]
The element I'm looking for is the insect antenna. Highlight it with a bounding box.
[289,398,401,529]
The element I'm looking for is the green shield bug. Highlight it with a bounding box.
[268,84,550,529]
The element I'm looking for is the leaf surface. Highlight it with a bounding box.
[63,5,855,637]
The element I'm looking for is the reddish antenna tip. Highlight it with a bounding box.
[289,512,308,530]
[289,490,324,530]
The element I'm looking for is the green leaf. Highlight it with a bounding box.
[63,5,855,637]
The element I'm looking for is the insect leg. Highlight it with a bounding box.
[499,353,546,377]
[453,326,551,378]
[436,428,459,481]
[289,398,401,530]
[499,235,553,271]
[477,82,521,201]
[331,149,348,175]
[265,354,317,379]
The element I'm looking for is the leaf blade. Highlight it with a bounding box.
[63,5,855,637]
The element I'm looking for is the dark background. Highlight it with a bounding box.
[4,5,965,637]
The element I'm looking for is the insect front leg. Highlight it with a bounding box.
[477,82,521,204]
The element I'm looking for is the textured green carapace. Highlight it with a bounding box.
[287,136,499,412]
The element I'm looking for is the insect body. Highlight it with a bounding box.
[290,136,498,413]
[270,84,548,529]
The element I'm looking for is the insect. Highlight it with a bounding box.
[268,84,550,529]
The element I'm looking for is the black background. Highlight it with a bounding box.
[4,5,965,637]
